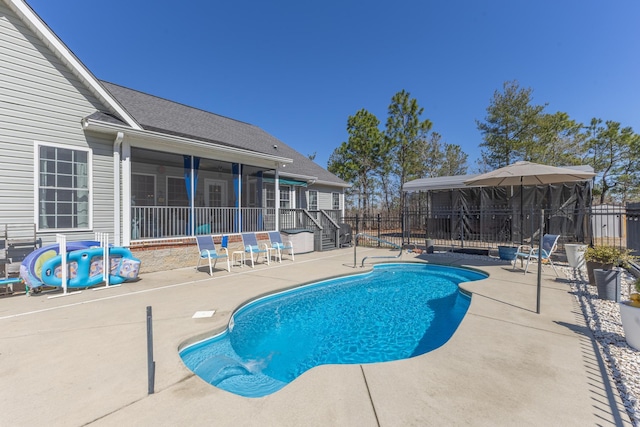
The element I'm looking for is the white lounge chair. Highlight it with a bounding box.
[268,231,294,262]
[512,234,560,276]
[196,235,230,276]
[241,233,270,268]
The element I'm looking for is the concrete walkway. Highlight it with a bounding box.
[0,247,632,426]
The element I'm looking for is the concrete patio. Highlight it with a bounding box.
[0,247,632,426]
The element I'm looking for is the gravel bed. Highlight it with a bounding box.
[427,251,640,425]
[566,265,640,426]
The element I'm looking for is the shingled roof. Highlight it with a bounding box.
[99,81,347,186]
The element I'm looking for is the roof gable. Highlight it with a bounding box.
[4,0,140,129]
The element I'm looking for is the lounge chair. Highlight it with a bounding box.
[512,234,560,276]
[241,233,270,268]
[268,231,294,262]
[196,235,230,276]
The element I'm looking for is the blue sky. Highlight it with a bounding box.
[27,0,640,172]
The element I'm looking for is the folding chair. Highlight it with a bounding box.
[196,235,230,276]
[241,233,270,268]
[512,234,560,276]
[268,231,294,262]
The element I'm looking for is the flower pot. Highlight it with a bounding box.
[565,244,587,269]
[594,268,621,302]
[425,238,434,254]
[619,301,640,350]
[498,245,518,261]
[586,261,614,285]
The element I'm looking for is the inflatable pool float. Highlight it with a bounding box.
[41,246,141,288]
[19,241,100,291]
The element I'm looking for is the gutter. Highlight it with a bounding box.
[82,119,293,167]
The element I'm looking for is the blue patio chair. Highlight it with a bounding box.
[512,234,560,276]
[241,233,270,268]
[196,235,230,276]
[268,231,294,262]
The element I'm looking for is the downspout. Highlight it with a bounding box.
[122,141,132,246]
[113,132,124,246]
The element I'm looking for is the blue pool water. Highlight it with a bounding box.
[180,263,486,397]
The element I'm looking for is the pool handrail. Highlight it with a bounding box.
[354,233,403,267]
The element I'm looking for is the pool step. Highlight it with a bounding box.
[194,355,252,385]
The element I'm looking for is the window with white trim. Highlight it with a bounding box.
[308,190,318,211]
[37,143,91,230]
[332,192,340,210]
[265,184,276,208]
[280,186,291,209]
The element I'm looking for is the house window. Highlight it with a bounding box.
[265,184,276,208]
[309,190,318,211]
[280,186,291,209]
[167,176,188,206]
[265,184,291,209]
[131,174,156,206]
[37,143,91,230]
[332,193,340,210]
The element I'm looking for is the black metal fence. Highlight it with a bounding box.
[342,203,638,255]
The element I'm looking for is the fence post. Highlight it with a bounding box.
[401,209,406,246]
[459,206,464,249]
[377,214,381,247]
[536,210,544,314]
[355,213,360,237]
[147,306,155,394]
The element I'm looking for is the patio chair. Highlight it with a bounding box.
[267,231,294,262]
[196,235,230,276]
[512,234,560,276]
[241,233,270,268]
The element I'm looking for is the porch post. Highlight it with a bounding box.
[257,171,263,230]
[233,163,242,232]
[190,156,195,236]
[275,166,280,231]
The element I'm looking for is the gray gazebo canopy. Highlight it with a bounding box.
[403,164,595,244]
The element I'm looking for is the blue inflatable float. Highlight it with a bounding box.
[19,242,140,291]
[41,246,140,288]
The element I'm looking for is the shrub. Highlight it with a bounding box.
[584,245,636,268]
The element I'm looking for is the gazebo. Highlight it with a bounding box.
[403,165,594,246]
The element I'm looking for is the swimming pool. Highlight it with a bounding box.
[180,263,486,397]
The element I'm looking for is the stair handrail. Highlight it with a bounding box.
[319,210,340,249]
[301,209,323,230]
[354,233,403,268]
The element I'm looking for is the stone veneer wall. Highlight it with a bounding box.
[130,240,196,274]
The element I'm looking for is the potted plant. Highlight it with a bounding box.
[619,277,640,350]
[584,245,633,285]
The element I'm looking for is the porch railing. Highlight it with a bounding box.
[131,206,342,252]
[131,206,276,239]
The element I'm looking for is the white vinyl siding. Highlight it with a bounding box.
[0,4,113,241]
